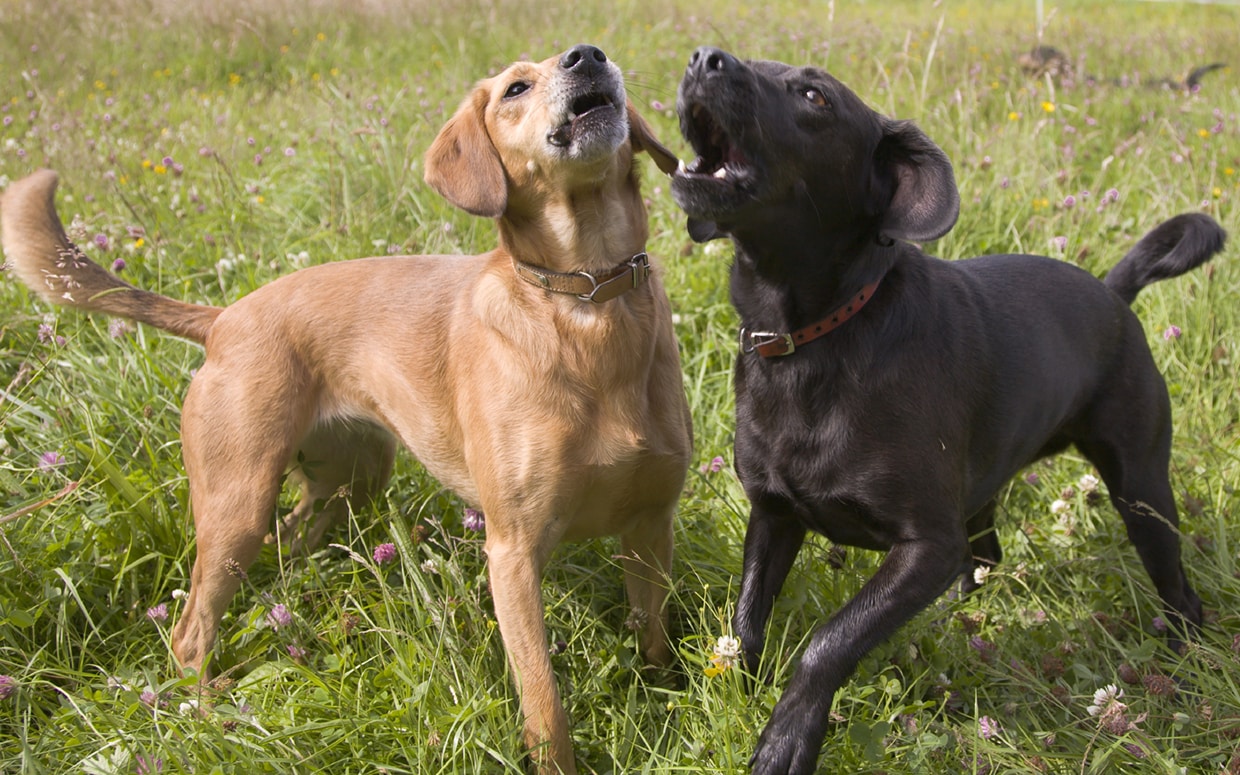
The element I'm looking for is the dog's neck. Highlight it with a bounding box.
[729,225,896,337]
[498,168,649,276]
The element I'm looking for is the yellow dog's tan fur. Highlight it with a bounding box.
[1,47,690,774]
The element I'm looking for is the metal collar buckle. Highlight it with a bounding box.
[576,252,650,303]
[741,328,795,356]
[740,276,884,359]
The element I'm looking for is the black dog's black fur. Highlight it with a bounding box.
[671,47,1226,775]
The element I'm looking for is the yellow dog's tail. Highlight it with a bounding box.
[1,169,220,344]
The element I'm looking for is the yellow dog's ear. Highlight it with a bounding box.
[425,86,507,217]
[626,101,680,176]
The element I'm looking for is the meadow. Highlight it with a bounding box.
[0,0,1237,772]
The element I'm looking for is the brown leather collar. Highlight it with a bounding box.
[512,252,650,303]
[742,276,883,358]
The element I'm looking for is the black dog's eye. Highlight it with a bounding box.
[503,81,531,99]
[803,88,829,108]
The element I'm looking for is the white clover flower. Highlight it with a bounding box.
[708,634,742,675]
[972,565,991,586]
[1050,499,1070,515]
[1078,474,1100,494]
[1087,684,1124,716]
[714,635,741,662]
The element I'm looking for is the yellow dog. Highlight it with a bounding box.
[1,44,690,774]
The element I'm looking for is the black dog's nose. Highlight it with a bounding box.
[560,44,608,74]
[687,46,739,75]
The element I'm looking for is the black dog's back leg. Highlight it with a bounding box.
[748,532,967,775]
[1074,358,1203,646]
[734,499,808,675]
[960,499,1000,594]
[1078,433,1202,646]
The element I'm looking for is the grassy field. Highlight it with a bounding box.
[1,0,1238,772]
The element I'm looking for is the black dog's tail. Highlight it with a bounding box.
[1103,213,1227,305]
[1185,63,1226,90]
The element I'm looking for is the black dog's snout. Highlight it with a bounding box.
[560,44,608,74]
[687,46,739,76]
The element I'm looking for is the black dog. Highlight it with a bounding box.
[671,47,1226,774]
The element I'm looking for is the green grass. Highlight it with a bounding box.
[1,0,1238,772]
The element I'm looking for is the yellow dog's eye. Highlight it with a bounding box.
[803,88,828,108]
[503,81,531,99]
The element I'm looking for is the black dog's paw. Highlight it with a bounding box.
[748,723,821,775]
[749,702,827,775]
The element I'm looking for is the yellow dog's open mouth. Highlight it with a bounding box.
[547,91,619,148]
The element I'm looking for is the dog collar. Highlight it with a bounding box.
[741,277,883,358]
[513,252,650,303]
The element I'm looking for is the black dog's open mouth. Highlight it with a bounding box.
[680,103,750,183]
[547,91,619,147]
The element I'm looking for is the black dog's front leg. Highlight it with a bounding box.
[734,500,807,675]
[749,536,964,775]
[959,499,1000,595]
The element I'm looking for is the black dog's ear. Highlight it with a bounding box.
[687,217,724,242]
[873,119,959,242]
